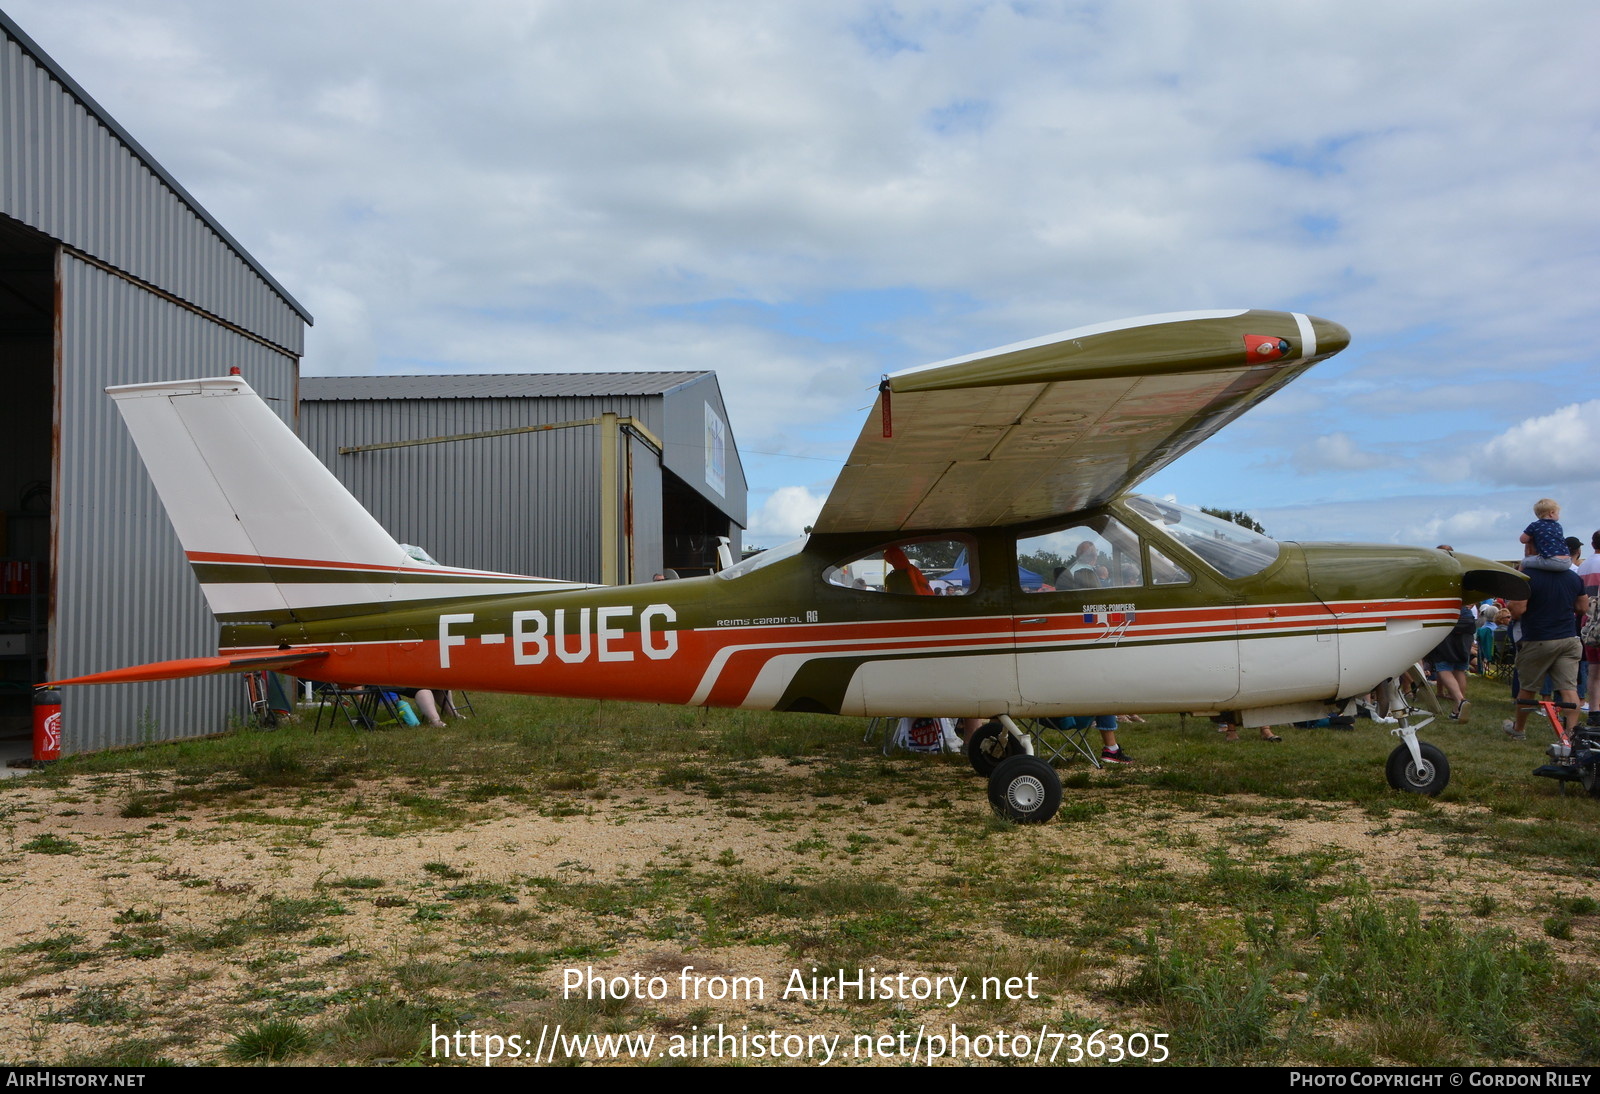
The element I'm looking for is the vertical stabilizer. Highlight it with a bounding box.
[109,377,585,623]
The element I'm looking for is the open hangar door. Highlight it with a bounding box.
[0,220,55,743]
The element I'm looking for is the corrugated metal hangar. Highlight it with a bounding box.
[0,12,309,752]
[0,12,749,754]
[300,373,748,585]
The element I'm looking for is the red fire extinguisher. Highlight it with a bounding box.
[33,689,61,763]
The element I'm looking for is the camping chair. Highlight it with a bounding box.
[312,685,402,732]
[1023,716,1104,769]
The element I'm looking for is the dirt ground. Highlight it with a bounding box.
[0,751,1593,1067]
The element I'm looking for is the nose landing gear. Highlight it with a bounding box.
[1377,672,1449,796]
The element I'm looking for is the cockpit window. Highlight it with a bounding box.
[1124,495,1280,579]
[824,538,975,596]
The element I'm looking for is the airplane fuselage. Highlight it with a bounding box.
[218,504,1480,724]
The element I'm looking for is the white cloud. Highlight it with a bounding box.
[1294,432,1389,472]
[1396,507,1514,551]
[1476,401,1600,486]
[747,485,827,542]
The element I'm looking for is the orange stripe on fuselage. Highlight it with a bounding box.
[219,597,1457,709]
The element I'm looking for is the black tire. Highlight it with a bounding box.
[968,720,1019,776]
[987,755,1062,824]
[1580,763,1600,800]
[1385,741,1450,796]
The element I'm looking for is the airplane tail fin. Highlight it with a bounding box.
[109,377,583,625]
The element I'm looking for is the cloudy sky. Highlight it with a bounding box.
[7,0,1597,557]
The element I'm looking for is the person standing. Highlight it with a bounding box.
[1579,531,1600,724]
[1503,565,1588,741]
[1429,605,1476,722]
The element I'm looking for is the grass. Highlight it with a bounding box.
[0,678,1594,1066]
[45,987,140,1027]
[21,834,80,855]
[224,1018,315,1062]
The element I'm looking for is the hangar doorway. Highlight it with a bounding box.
[0,219,56,739]
[662,468,731,577]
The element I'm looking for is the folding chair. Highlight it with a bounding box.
[1023,716,1104,768]
[312,685,401,732]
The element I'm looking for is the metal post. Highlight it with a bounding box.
[599,412,619,586]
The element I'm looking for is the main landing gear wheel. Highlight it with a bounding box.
[967,720,1021,776]
[1385,741,1450,796]
[987,755,1062,824]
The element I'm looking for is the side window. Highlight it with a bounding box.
[1018,517,1144,593]
[824,538,975,596]
[1150,546,1192,585]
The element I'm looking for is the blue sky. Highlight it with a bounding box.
[7,0,1597,559]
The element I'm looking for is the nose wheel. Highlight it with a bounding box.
[1378,673,1450,796]
[1385,741,1449,796]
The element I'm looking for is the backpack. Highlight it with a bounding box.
[1583,610,1600,647]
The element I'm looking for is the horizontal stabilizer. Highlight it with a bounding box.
[47,650,330,687]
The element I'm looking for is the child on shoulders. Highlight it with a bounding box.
[1520,497,1573,572]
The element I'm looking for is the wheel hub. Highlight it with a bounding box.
[1007,775,1045,811]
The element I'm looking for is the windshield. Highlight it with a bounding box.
[1123,495,1280,579]
[715,535,808,580]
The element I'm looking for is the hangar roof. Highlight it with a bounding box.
[0,10,311,324]
[300,372,715,400]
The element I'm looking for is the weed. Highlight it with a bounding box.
[443,881,518,903]
[105,927,167,960]
[224,1018,314,1062]
[324,998,440,1062]
[13,933,94,970]
[254,896,346,934]
[61,1039,177,1067]
[21,834,80,855]
[1544,916,1574,941]
[1558,979,1600,1063]
[237,747,309,786]
[721,873,906,918]
[46,987,139,1027]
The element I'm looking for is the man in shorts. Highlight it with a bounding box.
[1503,565,1588,741]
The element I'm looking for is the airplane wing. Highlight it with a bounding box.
[813,309,1349,535]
